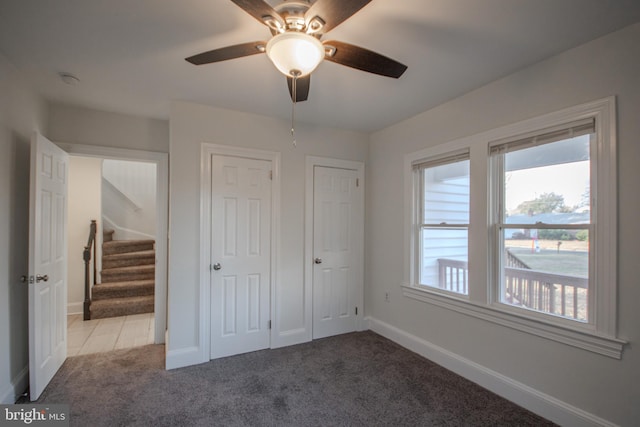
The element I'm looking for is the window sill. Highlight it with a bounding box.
[402,285,626,359]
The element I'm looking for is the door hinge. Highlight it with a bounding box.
[269,170,273,180]
[355,307,358,316]
[268,320,272,329]
[356,178,359,187]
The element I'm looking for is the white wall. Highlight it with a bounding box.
[67,157,102,314]
[102,159,156,239]
[48,103,169,153]
[0,53,48,403]
[168,102,368,367]
[367,23,640,425]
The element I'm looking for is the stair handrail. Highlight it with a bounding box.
[83,220,97,321]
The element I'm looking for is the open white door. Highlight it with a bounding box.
[28,132,68,400]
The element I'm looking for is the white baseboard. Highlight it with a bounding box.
[103,215,154,241]
[67,302,83,315]
[165,346,204,370]
[366,316,617,427]
[0,366,28,404]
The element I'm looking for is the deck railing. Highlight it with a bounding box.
[505,248,531,269]
[437,258,468,295]
[504,267,587,320]
[436,258,588,321]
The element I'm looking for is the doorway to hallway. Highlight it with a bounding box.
[61,142,168,345]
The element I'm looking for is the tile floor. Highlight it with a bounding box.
[67,313,155,356]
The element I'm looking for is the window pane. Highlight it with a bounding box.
[423,160,470,224]
[503,135,591,223]
[501,228,589,322]
[419,157,470,295]
[420,227,468,295]
[497,133,592,322]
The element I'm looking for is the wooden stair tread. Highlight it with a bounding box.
[91,295,154,307]
[103,239,155,256]
[90,295,154,319]
[102,264,155,274]
[103,239,154,247]
[92,279,155,299]
[101,264,155,284]
[103,249,155,260]
[102,250,156,269]
[94,279,154,289]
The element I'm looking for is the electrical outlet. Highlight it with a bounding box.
[385,292,390,302]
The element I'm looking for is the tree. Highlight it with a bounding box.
[515,192,566,215]
[578,185,590,209]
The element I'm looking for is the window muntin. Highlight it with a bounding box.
[415,155,470,294]
[492,125,594,323]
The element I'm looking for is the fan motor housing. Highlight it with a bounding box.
[274,1,312,32]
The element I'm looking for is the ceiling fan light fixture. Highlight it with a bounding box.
[266,32,324,77]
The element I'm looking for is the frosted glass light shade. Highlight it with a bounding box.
[266,32,324,77]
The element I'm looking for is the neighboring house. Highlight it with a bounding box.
[1,22,638,427]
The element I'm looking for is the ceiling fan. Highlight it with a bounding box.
[185,0,408,102]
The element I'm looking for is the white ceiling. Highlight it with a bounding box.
[1,0,639,132]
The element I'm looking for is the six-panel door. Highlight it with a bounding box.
[210,155,272,359]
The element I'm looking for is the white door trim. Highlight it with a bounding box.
[200,143,281,363]
[305,156,365,338]
[56,143,169,344]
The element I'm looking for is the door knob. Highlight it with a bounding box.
[314,258,322,264]
[212,263,222,271]
[36,274,49,283]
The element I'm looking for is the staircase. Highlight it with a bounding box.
[89,230,155,319]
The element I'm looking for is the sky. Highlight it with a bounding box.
[505,161,589,213]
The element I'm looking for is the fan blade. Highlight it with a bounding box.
[323,40,407,78]
[287,75,310,102]
[185,42,266,65]
[305,0,371,33]
[231,0,285,30]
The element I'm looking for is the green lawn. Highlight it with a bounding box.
[507,247,588,277]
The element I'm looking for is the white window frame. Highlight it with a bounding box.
[489,120,595,327]
[413,150,471,297]
[403,97,626,358]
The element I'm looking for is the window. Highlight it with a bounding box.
[414,152,470,295]
[491,120,593,323]
[404,98,625,358]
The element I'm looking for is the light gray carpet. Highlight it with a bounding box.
[37,331,555,426]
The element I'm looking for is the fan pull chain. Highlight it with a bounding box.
[291,71,300,148]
